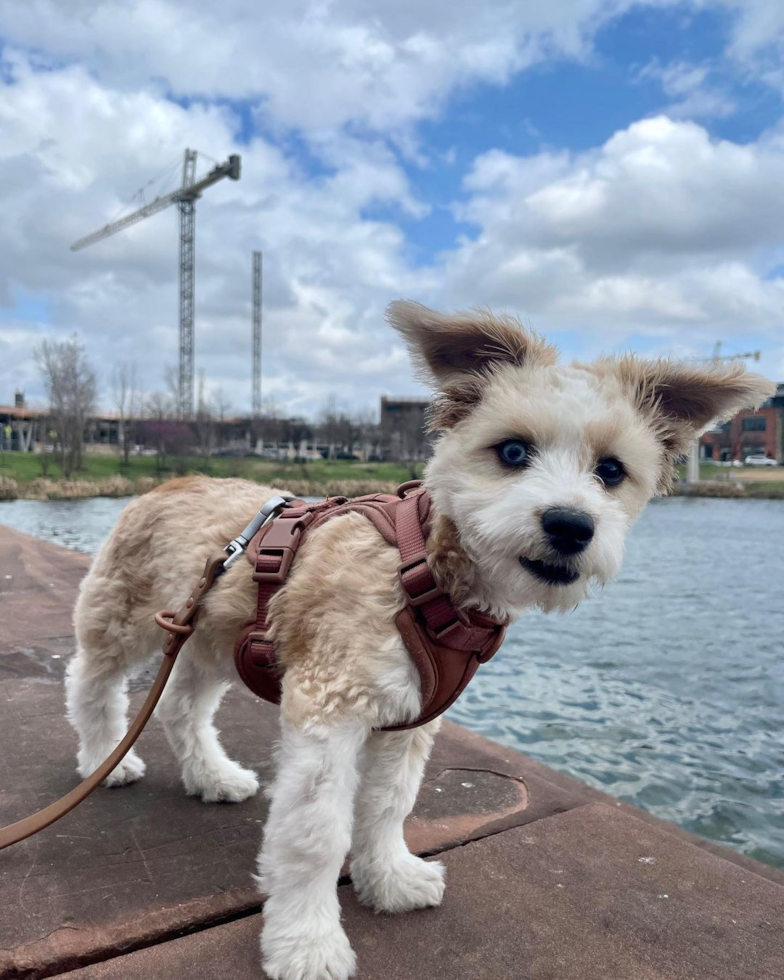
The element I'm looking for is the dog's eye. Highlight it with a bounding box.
[496,439,530,468]
[596,457,626,487]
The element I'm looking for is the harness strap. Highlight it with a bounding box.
[395,493,500,654]
[234,484,507,729]
[0,552,227,851]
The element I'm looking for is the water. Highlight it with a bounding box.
[0,497,132,554]
[1,494,783,868]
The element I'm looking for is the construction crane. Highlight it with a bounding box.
[71,149,241,418]
[686,341,761,483]
[252,251,262,418]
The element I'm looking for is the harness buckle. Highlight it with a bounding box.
[429,607,472,644]
[253,545,296,584]
[252,515,305,584]
[398,555,443,607]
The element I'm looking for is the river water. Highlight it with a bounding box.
[1,494,782,868]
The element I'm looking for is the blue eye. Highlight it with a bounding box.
[596,457,626,486]
[496,439,530,467]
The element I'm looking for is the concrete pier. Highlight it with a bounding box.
[1,524,782,979]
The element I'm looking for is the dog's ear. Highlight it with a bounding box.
[387,300,556,429]
[617,356,775,457]
[387,300,554,385]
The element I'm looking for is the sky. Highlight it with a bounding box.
[1,0,784,418]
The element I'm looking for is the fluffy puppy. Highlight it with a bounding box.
[66,302,774,980]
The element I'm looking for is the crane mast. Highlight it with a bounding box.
[71,149,241,418]
[179,149,198,419]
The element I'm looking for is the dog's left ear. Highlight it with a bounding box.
[387,300,556,429]
[618,356,776,457]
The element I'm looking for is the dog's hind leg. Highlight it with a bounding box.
[155,651,259,803]
[65,645,147,787]
[258,714,369,980]
[349,719,444,913]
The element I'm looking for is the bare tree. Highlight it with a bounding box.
[354,408,380,460]
[112,363,143,466]
[139,391,183,472]
[257,396,284,450]
[213,387,232,424]
[194,390,219,458]
[318,395,343,459]
[35,335,96,478]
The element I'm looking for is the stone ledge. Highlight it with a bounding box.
[1,524,782,980]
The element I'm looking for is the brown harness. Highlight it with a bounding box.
[233,481,507,730]
[0,481,505,850]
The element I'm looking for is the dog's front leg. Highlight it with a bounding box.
[350,720,445,913]
[258,715,368,980]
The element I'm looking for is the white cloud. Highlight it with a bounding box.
[636,59,737,120]
[3,1,784,418]
[0,50,428,413]
[436,115,784,374]
[457,116,784,264]
[0,0,677,140]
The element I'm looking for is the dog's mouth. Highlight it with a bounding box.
[519,557,580,587]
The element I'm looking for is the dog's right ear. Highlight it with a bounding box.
[387,300,555,386]
[387,301,556,428]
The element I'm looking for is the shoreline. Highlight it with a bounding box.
[0,474,404,501]
[670,479,784,499]
[2,472,784,501]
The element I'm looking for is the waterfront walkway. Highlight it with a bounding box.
[1,524,783,979]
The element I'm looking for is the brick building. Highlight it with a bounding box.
[700,383,784,462]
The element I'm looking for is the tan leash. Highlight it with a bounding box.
[0,552,224,850]
[0,495,290,851]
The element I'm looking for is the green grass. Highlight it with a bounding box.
[673,462,784,498]
[0,451,422,488]
[675,462,784,481]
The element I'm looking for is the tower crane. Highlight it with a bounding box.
[71,149,241,418]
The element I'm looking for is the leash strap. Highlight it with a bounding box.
[0,552,227,851]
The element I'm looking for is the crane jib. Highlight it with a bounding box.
[69,152,242,251]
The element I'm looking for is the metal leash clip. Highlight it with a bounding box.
[222,495,291,569]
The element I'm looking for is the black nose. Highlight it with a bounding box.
[541,508,595,555]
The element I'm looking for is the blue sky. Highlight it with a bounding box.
[1,0,783,413]
[391,5,783,261]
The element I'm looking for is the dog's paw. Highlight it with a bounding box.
[261,926,357,980]
[185,761,260,803]
[78,750,146,786]
[352,854,445,913]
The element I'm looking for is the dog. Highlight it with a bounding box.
[65,301,773,979]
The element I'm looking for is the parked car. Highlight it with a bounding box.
[744,454,778,466]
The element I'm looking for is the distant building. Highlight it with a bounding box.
[379,396,432,460]
[0,393,45,451]
[700,383,784,462]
